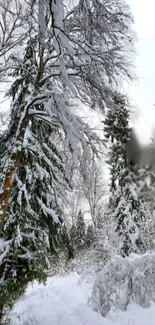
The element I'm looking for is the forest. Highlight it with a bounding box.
[0,0,155,324]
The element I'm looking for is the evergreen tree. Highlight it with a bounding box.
[126,135,155,250]
[60,224,74,260]
[104,94,146,256]
[85,224,94,247]
[139,165,155,213]
[70,224,77,247]
[0,40,69,312]
[76,211,86,247]
[138,165,155,249]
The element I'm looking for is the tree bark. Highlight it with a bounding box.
[0,112,29,232]
[0,303,3,324]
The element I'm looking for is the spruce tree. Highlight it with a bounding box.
[70,224,77,248]
[139,165,155,213]
[139,165,155,249]
[104,94,146,256]
[0,40,70,313]
[85,224,94,247]
[76,210,86,247]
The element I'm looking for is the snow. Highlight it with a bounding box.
[92,253,155,316]
[10,272,155,325]
[37,197,60,223]
[0,238,13,264]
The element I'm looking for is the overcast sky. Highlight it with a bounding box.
[127,0,155,143]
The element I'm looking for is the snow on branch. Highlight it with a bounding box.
[91,253,155,316]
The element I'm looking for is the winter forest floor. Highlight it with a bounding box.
[9,252,155,325]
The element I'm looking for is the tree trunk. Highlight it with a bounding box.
[0,112,29,232]
[0,154,21,232]
[0,303,3,324]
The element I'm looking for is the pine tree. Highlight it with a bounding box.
[104,94,146,256]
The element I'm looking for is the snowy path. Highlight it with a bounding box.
[11,273,155,325]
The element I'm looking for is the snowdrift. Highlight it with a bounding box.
[91,252,155,316]
[10,270,155,325]
[10,273,114,325]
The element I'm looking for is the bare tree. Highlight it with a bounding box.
[79,160,108,230]
[0,0,32,58]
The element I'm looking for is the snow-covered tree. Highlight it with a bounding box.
[126,133,155,250]
[64,186,84,228]
[0,0,29,58]
[0,0,135,233]
[85,224,94,247]
[76,210,86,247]
[69,211,86,249]
[92,253,155,316]
[79,160,107,230]
[70,224,77,246]
[139,165,155,213]
[0,0,135,317]
[94,203,117,258]
[59,224,74,260]
[138,165,155,249]
[104,95,146,256]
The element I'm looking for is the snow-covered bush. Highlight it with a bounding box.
[91,252,155,316]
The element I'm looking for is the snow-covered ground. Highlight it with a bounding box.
[10,272,155,325]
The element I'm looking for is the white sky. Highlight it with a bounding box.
[127,0,155,144]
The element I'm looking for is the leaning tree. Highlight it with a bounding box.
[0,0,135,317]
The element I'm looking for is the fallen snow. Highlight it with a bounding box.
[92,253,155,316]
[10,272,155,325]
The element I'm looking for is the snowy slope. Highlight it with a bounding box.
[10,272,155,325]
